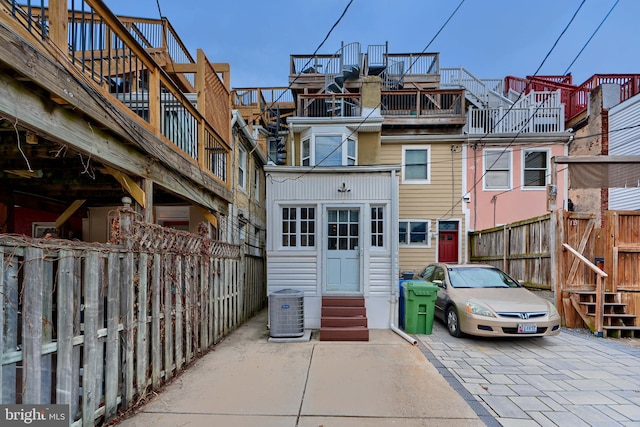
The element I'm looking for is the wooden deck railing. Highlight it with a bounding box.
[381,89,464,117]
[2,0,231,186]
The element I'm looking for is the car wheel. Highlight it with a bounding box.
[446,306,462,337]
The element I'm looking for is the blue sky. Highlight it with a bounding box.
[104,0,638,89]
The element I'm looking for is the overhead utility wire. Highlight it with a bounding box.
[438,1,590,219]
[269,0,466,183]
[473,0,621,195]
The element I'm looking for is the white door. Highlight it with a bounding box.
[325,207,361,293]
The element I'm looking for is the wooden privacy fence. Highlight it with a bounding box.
[469,214,554,288]
[469,210,600,291]
[0,207,266,426]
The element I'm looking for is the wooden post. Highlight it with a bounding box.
[595,274,604,337]
[2,249,19,403]
[48,0,68,53]
[151,254,161,389]
[119,198,135,408]
[196,49,206,170]
[143,179,154,223]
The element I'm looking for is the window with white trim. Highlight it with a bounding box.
[282,206,316,247]
[254,166,260,201]
[483,149,511,190]
[402,146,430,184]
[399,220,431,247]
[238,146,247,190]
[523,149,548,188]
[301,135,356,166]
[371,206,385,248]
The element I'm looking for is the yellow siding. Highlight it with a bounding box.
[381,141,466,272]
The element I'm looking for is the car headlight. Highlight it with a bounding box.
[548,301,559,316]
[465,301,495,317]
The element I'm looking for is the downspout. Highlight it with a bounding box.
[388,169,417,345]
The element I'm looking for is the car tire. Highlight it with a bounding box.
[446,306,462,337]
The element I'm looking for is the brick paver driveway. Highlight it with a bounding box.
[417,320,640,427]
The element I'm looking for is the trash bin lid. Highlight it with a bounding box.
[402,280,439,295]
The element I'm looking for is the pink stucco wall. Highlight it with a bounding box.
[466,144,567,231]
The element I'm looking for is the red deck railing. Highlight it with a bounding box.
[505,74,640,122]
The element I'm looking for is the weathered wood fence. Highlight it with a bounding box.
[469,213,554,288]
[0,207,266,426]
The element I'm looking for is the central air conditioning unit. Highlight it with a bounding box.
[269,289,304,338]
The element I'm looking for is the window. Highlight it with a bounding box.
[238,147,247,190]
[282,207,316,248]
[402,146,430,184]
[238,221,246,244]
[253,167,259,200]
[523,149,548,188]
[484,149,511,190]
[301,135,356,166]
[268,139,278,165]
[371,206,384,248]
[399,220,431,246]
[302,138,311,166]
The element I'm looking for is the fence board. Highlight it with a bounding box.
[56,250,75,408]
[151,253,161,389]
[185,255,192,363]
[0,249,4,404]
[105,252,120,419]
[41,256,53,403]
[122,251,135,408]
[23,247,43,404]
[137,253,149,396]
[175,255,184,370]
[163,254,174,381]
[82,252,100,426]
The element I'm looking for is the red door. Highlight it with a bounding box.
[438,230,458,263]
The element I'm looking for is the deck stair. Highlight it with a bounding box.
[320,296,369,341]
[568,290,640,338]
[440,67,512,109]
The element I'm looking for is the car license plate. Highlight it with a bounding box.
[518,323,537,334]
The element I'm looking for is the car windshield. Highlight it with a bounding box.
[448,267,520,289]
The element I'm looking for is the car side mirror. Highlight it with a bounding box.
[433,279,444,288]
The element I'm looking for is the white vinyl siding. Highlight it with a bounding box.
[609,95,640,209]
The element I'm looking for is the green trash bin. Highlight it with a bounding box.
[402,280,439,334]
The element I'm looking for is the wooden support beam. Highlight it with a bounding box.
[55,199,86,229]
[102,166,146,208]
[195,206,218,228]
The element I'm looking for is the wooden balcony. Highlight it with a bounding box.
[0,0,234,216]
[381,89,466,126]
[2,0,232,187]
